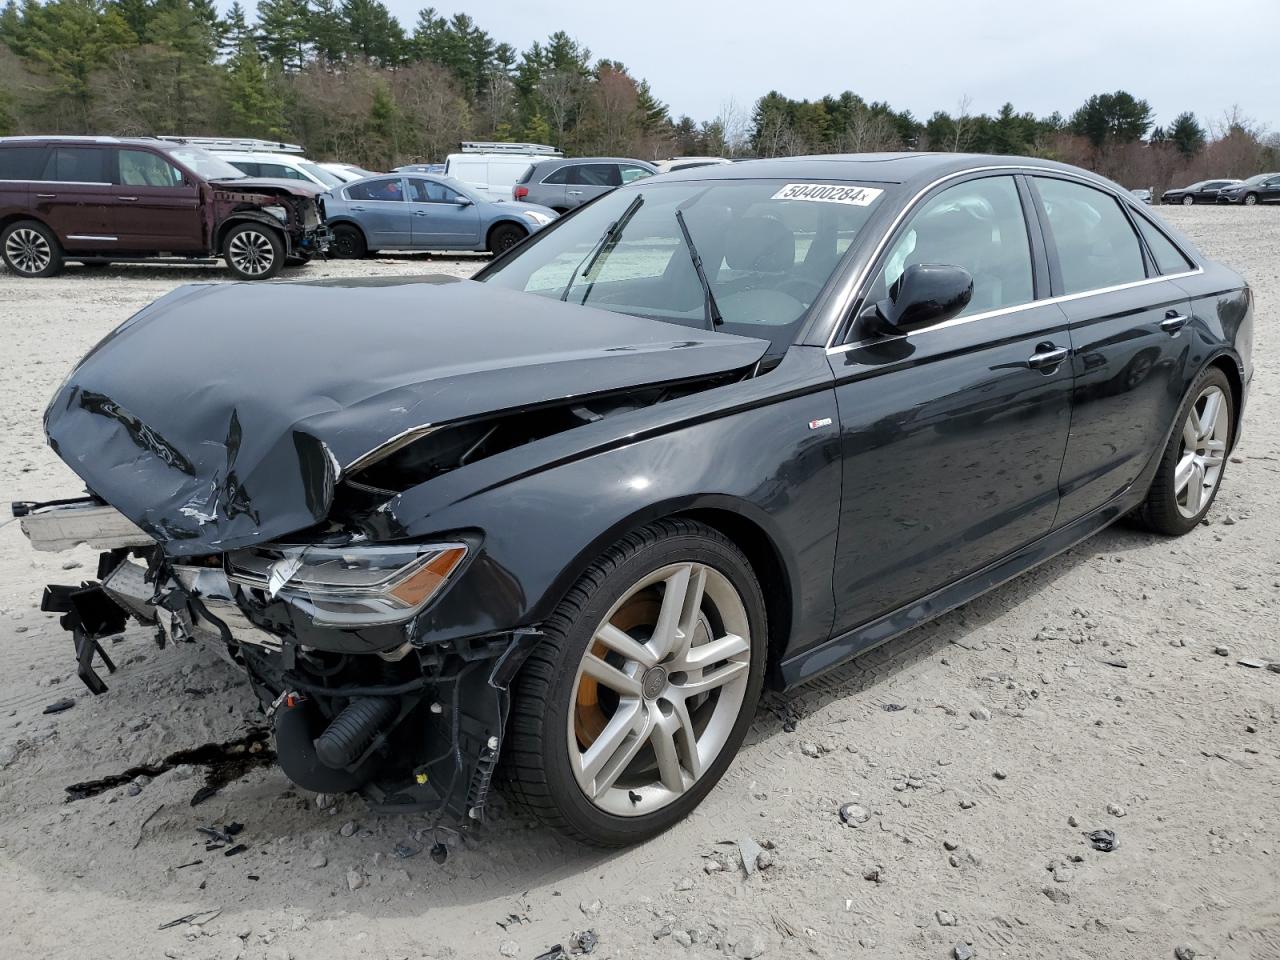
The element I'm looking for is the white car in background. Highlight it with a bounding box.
[319,162,379,183]
[444,142,562,202]
[656,157,733,173]
[213,151,346,190]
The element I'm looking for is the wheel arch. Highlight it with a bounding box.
[0,213,54,237]
[215,212,289,255]
[1206,351,1245,448]
[486,217,529,246]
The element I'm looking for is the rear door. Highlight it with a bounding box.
[828,173,1073,636]
[530,165,569,208]
[32,146,114,250]
[1029,175,1194,524]
[110,147,203,251]
[565,163,622,209]
[342,177,411,248]
[406,178,481,248]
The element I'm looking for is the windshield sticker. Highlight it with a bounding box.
[771,183,883,206]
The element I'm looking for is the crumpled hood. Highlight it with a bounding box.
[210,177,323,198]
[44,275,767,556]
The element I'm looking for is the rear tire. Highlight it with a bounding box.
[1133,366,1234,535]
[223,223,284,280]
[487,222,527,255]
[1,220,63,278]
[504,518,767,846]
[331,224,367,259]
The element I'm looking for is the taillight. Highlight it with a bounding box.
[513,186,529,200]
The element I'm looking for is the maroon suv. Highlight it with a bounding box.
[0,136,329,280]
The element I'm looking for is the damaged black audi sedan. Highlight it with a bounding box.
[17,154,1252,846]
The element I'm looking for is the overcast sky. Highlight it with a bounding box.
[366,0,1278,132]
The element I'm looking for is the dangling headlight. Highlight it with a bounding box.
[522,211,554,226]
[262,205,289,223]
[226,542,468,627]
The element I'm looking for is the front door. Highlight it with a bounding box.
[32,145,114,251]
[110,147,203,251]
[406,178,482,248]
[829,173,1073,636]
[1029,175,1198,522]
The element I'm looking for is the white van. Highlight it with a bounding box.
[444,142,561,202]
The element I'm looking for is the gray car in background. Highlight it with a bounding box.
[323,173,558,257]
[513,157,656,212]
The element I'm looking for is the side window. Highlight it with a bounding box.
[568,164,621,187]
[347,179,404,202]
[541,166,571,185]
[872,175,1034,319]
[408,178,461,203]
[117,149,183,188]
[258,163,306,181]
[230,161,258,177]
[41,147,109,183]
[1033,177,1146,294]
[620,164,652,184]
[0,146,47,180]
[1134,216,1195,275]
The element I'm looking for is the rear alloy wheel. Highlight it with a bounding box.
[331,224,367,259]
[2,220,63,278]
[1134,367,1233,535]
[224,223,284,280]
[1243,193,1259,206]
[488,222,527,255]
[506,519,766,846]
[1182,194,1195,206]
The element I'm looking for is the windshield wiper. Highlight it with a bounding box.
[674,208,723,330]
[560,194,644,302]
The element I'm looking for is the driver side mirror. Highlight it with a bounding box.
[862,263,973,336]
[454,197,473,207]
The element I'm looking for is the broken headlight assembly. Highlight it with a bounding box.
[226,542,468,627]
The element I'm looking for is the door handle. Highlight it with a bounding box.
[36,193,56,199]
[413,211,428,216]
[350,205,365,211]
[568,190,583,196]
[1027,345,1069,370]
[117,196,138,201]
[1160,310,1190,334]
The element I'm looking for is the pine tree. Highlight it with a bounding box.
[1168,112,1206,158]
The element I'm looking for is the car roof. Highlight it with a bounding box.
[215,151,314,164]
[651,152,1129,194]
[0,135,177,149]
[542,157,656,166]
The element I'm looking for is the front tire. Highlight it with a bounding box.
[223,223,284,280]
[488,222,527,255]
[2,220,63,278]
[1243,193,1259,206]
[505,518,767,846]
[1134,367,1233,535]
[1182,194,1195,206]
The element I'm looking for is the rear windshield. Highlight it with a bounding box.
[481,178,893,353]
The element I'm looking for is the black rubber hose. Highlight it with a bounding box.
[313,697,398,769]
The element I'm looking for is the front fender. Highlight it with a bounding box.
[379,347,842,663]
[215,212,291,255]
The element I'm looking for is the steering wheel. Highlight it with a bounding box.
[776,275,825,305]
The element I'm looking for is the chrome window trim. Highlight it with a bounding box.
[26,180,113,187]
[827,266,1203,355]
[822,163,1205,351]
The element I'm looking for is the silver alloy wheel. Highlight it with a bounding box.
[1175,384,1229,518]
[566,562,751,817]
[5,227,52,275]
[228,229,276,276]
[1182,194,1194,205]
[1244,194,1257,206]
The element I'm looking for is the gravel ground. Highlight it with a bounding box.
[1,208,1277,960]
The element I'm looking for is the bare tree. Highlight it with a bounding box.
[537,70,583,148]
[950,93,974,152]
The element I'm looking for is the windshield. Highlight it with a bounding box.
[480,178,890,351]
[299,161,344,188]
[1242,174,1270,185]
[166,147,246,181]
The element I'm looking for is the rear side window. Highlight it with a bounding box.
[41,147,109,183]
[0,146,47,180]
[347,179,404,202]
[116,149,183,187]
[568,163,621,187]
[620,164,653,184]
[1134,216,1195,275]
[230,161,259,177]
[256,162,308,181]
[1034,177,1146,294]
[541,166,571,185]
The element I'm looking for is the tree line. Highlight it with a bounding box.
[1,0,1277,194]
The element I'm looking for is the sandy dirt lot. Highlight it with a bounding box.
[1,208,1277,960]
